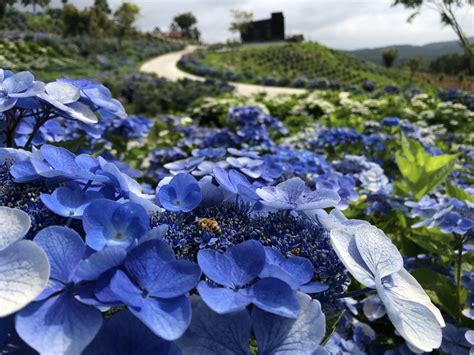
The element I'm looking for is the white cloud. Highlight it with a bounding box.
[49,0,474,50]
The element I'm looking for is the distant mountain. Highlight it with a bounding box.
[348,38,473,65]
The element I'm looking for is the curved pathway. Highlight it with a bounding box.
[140,46,307,97]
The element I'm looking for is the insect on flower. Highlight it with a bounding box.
[196,217,222,235]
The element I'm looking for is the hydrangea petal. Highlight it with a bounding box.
[34,226,85,284]
[251,278,299,318]
[0,206,31,251]
[44,82,80,104]
[0,240,50,317]
[252,292,326,354]
[124,240,176,288]
[16,293,102,355]
[146,260,201,298]
[226,239,266,287]
[197,281,252,314]
[84,310,181,355]
[197,249,234,288]
[73,246,127,282]
[176,295,251,355]
[330,229,375,288]
[110,270,144,309]
[129,295,191,341]
[4,72,34,93]
[354,225,403,279]
[375,274,443,352]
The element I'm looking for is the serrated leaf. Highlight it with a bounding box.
[396,134,457,200]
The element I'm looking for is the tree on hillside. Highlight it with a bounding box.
[21,0,50,14]
[0,0,16,20]
[229,9,253,40]
[171,12,200,40]
[381,48,399,68]
[393,0,474,73]
[94,0,111,15]
[87,5,112,38]
[407,56,423,86]
[113,2,140,44]
[62,4,90,37]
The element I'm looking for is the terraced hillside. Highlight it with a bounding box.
[185,42,429,88]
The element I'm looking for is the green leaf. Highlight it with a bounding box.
[321,310,345,346]
[411,268,461,321]
[405,228,454,257]
[445,182,474,203]
[395,133,457,200]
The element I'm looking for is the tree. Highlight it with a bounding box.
[21,0,50,14]
[393,0,474,73]
[407,56,422,86]
[229,9,253,40]
[113,2,140,44]
[62,4,90,37]
[94,0,110,15]
[171,12,199,40]
[381,48,398,68]
[0,0,16,20]
[87,5,112,38]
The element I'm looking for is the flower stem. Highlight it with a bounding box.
[336,287,375,298]
[455,240,463,323]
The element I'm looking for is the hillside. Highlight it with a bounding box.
[186,42,427,88]
[348,38,472,65]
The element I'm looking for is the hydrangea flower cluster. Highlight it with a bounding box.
[0,68,460,354]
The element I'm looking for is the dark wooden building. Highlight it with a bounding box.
[241,12,285,43]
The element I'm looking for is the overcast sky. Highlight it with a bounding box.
[49,0,473,50]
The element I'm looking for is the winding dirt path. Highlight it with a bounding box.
[140,46,307,97]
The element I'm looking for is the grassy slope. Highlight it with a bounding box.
[201,42,429,87]
[0,37,183,82]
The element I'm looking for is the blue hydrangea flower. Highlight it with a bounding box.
[406,196,474,235]
[0,207,49,317]
[440,323,471,354]
[109,239,201,340]
[164,156,205,175]
[213,166,259,200]
[226,156,264,179]
[83,199,150,250]
[40,184,104,219]
[315,172,358,210]
[330,223,445,352]
[362,294,386,321]
[0,70,44,112]
[256,177,340,211]
[197,239,299,317]
[58,78,127,119]
[15,226,105,354]
[39,81,98,124]
[157,173,202,212]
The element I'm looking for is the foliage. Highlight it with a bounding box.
[180,43,433,89]
[229,9,253,37]
[381,48,398,68]
[396,133,457,199]
[113,2,140,42]
[105,73,234,115]
[171,12,200,41]
[393,0,474,73]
